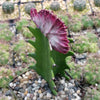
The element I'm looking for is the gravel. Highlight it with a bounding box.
[7,70,82,100]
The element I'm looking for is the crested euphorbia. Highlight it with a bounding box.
[27,8,74,95]
[30,8,69,54]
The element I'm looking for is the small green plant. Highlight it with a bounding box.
[16,19,29,31]
[66,60,82,80]
[25,3,35,14]
[72,34,99,53]
[15,68,28,76]
[2,1,14,14]
[94,0,100,7]
[94,18,100,27]
[13,40,35,63]
[84,88,100,100]
[69,15,82,32]
[59,15,69,26]
[0,28,14,41]
[82,15,94,29]
[70,21,82,32]
[50,1,60,11]
[16,19,35,38]
[0,44,9,65]
[74,0,86,11]
[86,32,98,43]
[0,68,13,88]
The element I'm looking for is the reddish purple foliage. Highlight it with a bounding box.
[30,8,69,54]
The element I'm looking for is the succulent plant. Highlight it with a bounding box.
[0,28,14,41]
[27,8,74,95]
[0,68,13,88]
[0,43,9,65]
[25,3,35,14]
[81,15,94,29]
[12,40,35,64]
[50,1,60,11]
[2,1,14,14]
[74,0,86,11]
[94,0,100,7]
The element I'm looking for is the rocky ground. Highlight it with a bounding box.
[3,70,83,100]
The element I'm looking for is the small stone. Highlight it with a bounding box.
[23,81,28,84]
[16,82,20,85]
[14,87,20,91]
[25,72,30,76]
[7,96,12,100]
[68,83,74,87]
[27,93,30,97]
[39,93,43,98]
[17,94,22,98]
[27,86,32,92]
[46,93,52,99]
[33,96,37,100]
[38,90,42,94]
[35,80,38,84]
[70,89,75,94]
[9,83,13,87]
[77,90,80,94]
[24,96,27,100]
[21,93,25,98]
[26,83,31,88]
[60,80,65,84]
[65,83,68,87]
[32,83,38,87]
[24,90,28,95]
[46,89,51,93]
[24,76,28,79]
[64,87,68,91]
[28,80,32,84]
[59,90,65,95]
[70,80,75,84]
[19,89,24,93]
[18,76,22,80]
[13,83,16,87]
[42,79,46,84]
[22,74,26,78]
[61,94,66,98]
[38,79,42,84]
[73,87,77,92]
[58,85,64,91]
[5,90,12,96]
[37,98,41,100]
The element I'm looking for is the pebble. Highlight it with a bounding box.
[9,83,13,87]
[38,90,42,94]
[60,80,65,84]
[39,93,43,98]
[46,93,52,99]
[8,71,82,100]
[25,72,30,76]
[77,90,80,94]
[24,96,27,100]
[38,78,42,84]
[14,87,20,91]
[58,85,64,91]
[18,76,22,80]
[5,90,12,96]
[33,96,37,100]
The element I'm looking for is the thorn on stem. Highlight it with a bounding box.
[53,64,57,67]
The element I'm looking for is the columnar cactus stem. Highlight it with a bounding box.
[51,50,74,78]
[28,27,57,95]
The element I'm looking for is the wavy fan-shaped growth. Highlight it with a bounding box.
[27,8,74,95]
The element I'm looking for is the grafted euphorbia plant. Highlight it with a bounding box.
[27,8,74,95]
